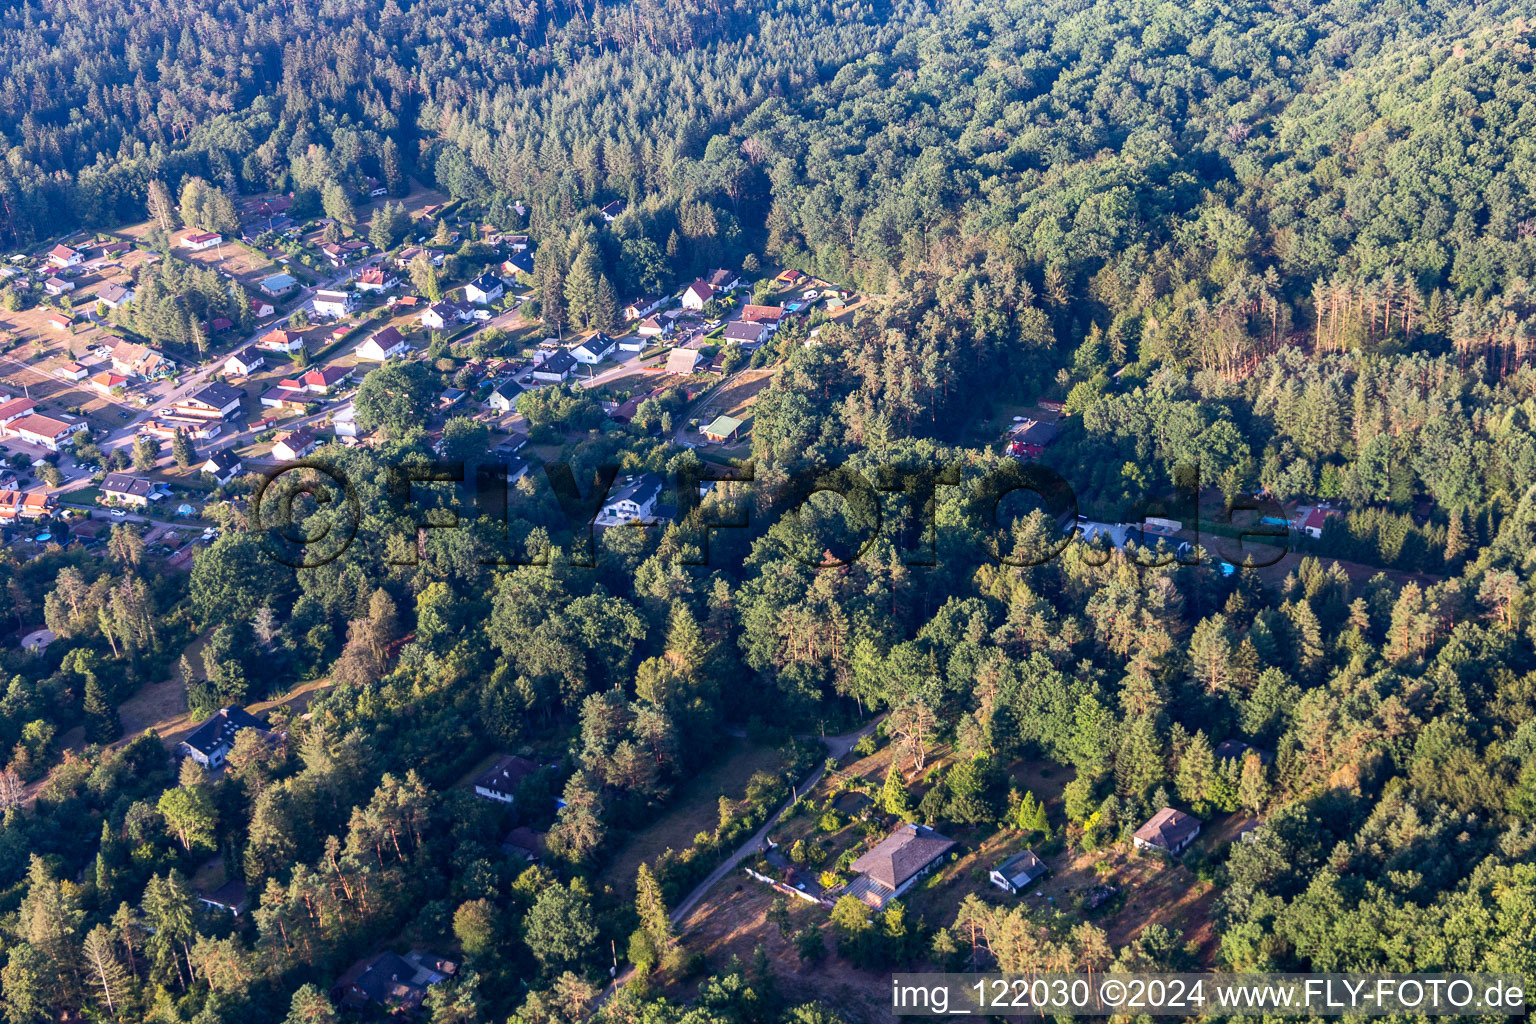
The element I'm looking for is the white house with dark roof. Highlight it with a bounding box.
[97,281,135,309]
[313,289,357,318]
[572,332,616,365]
[599,472,666,525]
[465,271,505,306]
[473,755,539,803]
[530,349,576,383]
[356,326,408,361]
[200,449,244,485]
[224,347,265,377]
[990,849,1048,894]
[1133,807,1201,855]
[178,706,272,769]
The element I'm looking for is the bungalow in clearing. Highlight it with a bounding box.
[500,827,545,864]
[845,824,956,909]
[355,326,408,361]
[178,706,273,769]
[990,850,1049,894]
[473,755,539,803]
[181,231,222,251]
[701,414,744,443]
[1133,807,1201,855]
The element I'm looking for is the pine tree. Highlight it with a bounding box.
[1237,752,1268,814]
[82,923,130,1015]
[594,273,620,333]
[1174,731,1214,810]
[83,675,119,744]
[564,242,601,329]
[171,429,194,470]
[540,253,567,334]
[880,761,914,820]
[634,863,678,971]
[381,137,406,196]
[147,179,177,233]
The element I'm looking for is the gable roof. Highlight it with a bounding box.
[98,282,133,304]
[665,348,702,375]
[851,824,955,890]
[723,321,768,342]
[469,271,503,292]
[740,304,783,323]
[993,849,1048,887]
[574,333,615,358]
[182,706,268,757]
[474,754,538,796]
[202,448,241,473]
[191,382,243,408]
[1134,807,1201,850]
[101,473,155,498]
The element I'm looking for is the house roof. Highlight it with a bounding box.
[851,824,955,890]
[101,473,154,498]
[705,268,737,288]
[9,413,76,438]
[315,289,350,303]
[359,267,394,285]
[202,449,241,473]
[702,414,744,437]
[538,349,576,373]
[1134,807,1201,850]
[50,244,78,260]
[276,427,317,453]
[369,326,405,347]
[0,396,36,420]
[607,472,665,510]
[191,382,243,408]
[183,231,221,244]
[227,346,263,367]
[182,706,268,757]
[993,849,1048,887]
[259,328,299,349]
[98,282,132,303]
[491,379,523,402]
[740,304,783,322]
[574,333,615,358]
[469,271,503,292]
[722,321,767,342]
[500,826,545,859]
[474,754,538,796]
[260,272,298,290]
[665,348,702,375]
[684,280,714,301]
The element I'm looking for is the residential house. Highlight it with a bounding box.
[637,313,675,338]
[333,403,360,442]
[501,251,534,277]
[438,388,466,409]
[44,276,74,296]
[6,414,84,451]
[48,244,82,268]
[53,362,88,382]
[0,396,35,426]
[705,268,743,292]
[701,415,744,443]
[355,326,408,361]
[223,347,265,376]
[312,289,357,318]
[101,241,132,258]
[47,312,73,331]
[530,349,576,383]
[600,199,626,222]
[331,951,456,1012]
[256,328,305,354]
[665,348,703,376]
[500,827,545,864]
[96,281,134,308]
[0,489,56,523]
[178,706,273,769]
[250,297,276,318]
[989,850,1048,894]
[1133,807,1202,855]
[723,320,772,346]
[473,755,539,803]
[174,382,244,420]
[420,301,467,331]
[1005,419,1059,460]
[681,281,714,309]
[272,428,319,461]
[845,824,956,909]
[208,317,233,333]
[182,231,222,251]
[259,273,299,297]
[259,386,310,411]
[465,271,505,305]
[486,379,523,414]
[616,333,646,353]
[1296,503,1342,539]
[775,268,807,286]
[601,472,665,524]
[87,371,130,395]
[197,880,248,917]
[624,297,666,320]
[1214,739,1274,766]
[505,234,530,252]
[200,449,244,485]
[739,304,783,325]
[356,267,398,292]
[108,341,173,378]
[280,364,353,395]
[101,473,160,507]
[319,241,368,267]
[572,332,616,365]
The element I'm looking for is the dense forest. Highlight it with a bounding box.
[2,0,1536,1021]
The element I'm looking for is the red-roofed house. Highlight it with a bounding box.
[182,232,222,251]
[49,244,82,268]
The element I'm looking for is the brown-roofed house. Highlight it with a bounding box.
[1133,807,1201,855]
[845,824,955,908]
